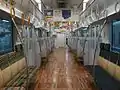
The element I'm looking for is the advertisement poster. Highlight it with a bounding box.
[44,10,53,22]
[54,10,61,17]
[54,21,71,32]
[62,10,71,19]
[44,10,53,17]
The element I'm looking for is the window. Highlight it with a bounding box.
[0,19,13,54]
[111,20,120,52]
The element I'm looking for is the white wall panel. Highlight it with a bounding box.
[55,33,66,48]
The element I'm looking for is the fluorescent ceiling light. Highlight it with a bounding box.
[83,0,89,3]
[83,0,89,11]
[35,0,41,3]
[38,4,42,11]
[2,20,9,22]
[35,0,42,11]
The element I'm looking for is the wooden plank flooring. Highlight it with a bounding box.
[34,48,96,90]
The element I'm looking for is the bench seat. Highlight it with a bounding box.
[1,87,25,90]
[0,58,38,89]
[85,65,120,90]
[4,66,38,89]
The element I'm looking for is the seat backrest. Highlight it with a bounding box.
[98,56,120,81]
[1,66,12,86]
[115,65,120,81]
[0,69,4,88]
[98,57,108,70]
[10,58,26,78]
[0,55,9,70]
[17,58,26,71]
[10,61,20,78]
[0,58,26,88]
[107,61,116,76]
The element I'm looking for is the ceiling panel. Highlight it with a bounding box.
[14,0,83,10]
[14,0,117,11]
[97,0,116,7]
[13,0,117,17]
[68,0,83,8]
[42,0,83,9]
[42,0,57,9]
[14,0,40,17]
[15,0,30,11]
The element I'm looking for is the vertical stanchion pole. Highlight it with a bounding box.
[92,20,107,78]
[12,18,29,90]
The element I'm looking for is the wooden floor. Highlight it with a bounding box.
[34,48,96,90]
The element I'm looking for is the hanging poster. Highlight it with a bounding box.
[54,10,61,17]
[44,10,53,22]
[54,22,60,29]
[45,16,53,22]
[44,10,53,17]
[60,21,69,30]
[62,10,71,19]
[53,21,71,32]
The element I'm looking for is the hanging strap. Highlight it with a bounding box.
[10,0,15,18]
[27,16,30,25]
[21,13,25,25]
[10,6,15,18]
[20,0,25,26]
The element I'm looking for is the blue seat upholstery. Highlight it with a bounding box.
[85,65,120,90]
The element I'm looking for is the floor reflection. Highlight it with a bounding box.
[35,48,96,90]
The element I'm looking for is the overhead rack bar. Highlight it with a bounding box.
[79,0,96,17]
[30,0,44,15]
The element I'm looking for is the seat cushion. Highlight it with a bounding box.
[1,87,25,90]
[95,66,120,90]
[98,57,108,70]
[86,65,120,90]
[6,68,27,87]
[6,66,38,88]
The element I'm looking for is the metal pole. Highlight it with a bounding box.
[80,26,90,57]
[41,0,47,9]
[92,19,107,77]
[12,18,29,90]
[77,0,84,8]
[79,0,96,17]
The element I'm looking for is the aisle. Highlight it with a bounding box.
[34,48,96,90]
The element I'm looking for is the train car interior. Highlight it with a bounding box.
[0,0,120,90]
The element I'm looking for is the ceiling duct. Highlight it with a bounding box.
[57,0,67,8]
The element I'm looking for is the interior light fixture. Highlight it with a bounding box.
[2,20,9,22]
[83,0,89,3]
[83,0,89,11]
[34,0,42,11]
[35,0,41,3]
[38,4,42,11]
